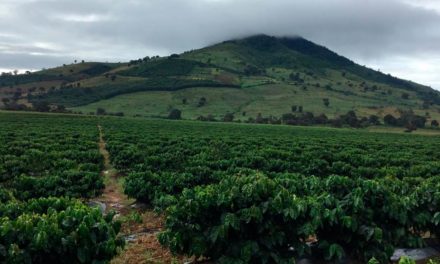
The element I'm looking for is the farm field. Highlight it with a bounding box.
[0,112,439,263]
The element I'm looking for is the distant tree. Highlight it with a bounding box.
[182,98,187,105]
[1,98,10,105]
[291,105,297,112]
[431,120,439,128]
[401,93,410,99]
[55,105,66,112]
[169,54,180,59]
[422,100,431,109]
[323,98,330,107]
[315,113,328,124]
[223,113,234,122]
[289,73,303,83]
[244,64,263,76]
[33,101,50,112]
[96,107,106,115]
[197,97,207,107]
[368,115,380,125]
[197,114,216,122]
[340,110,360,128]
[384,114,398,126]
[110,75,116,82]
[81,60,85,63]
[242,111,246,116]
[255,113,264,124]
[324,84,333,90]
[13,69,18,75]
[168,109,182,120]
[331,118,343,128]
[298,106,303,113]
[405,122,417,132]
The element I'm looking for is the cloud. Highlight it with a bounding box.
[0,0,439,89]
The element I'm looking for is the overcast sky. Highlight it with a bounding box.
[1,0,440,89]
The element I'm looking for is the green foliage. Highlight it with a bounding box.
[0,114,104,199]
[159,174,308,263]
[399,256,416,264]
[368,257,380,264]
[99,117,440,263]
[168,108,182,120]
[30,77,233,107]
[0,198,124,263]
[120,59,204,77]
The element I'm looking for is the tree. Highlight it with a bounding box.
[405,122,417,132]
[110,75,116,82]
[33,101,50,112]
[323,98,330,107]
[197,97,207,107]
[255,113,264,124]
[168,109,182,120]
[291,105,297,112]
[401,93,409,99]
[431,120,439,128]
[223,113,234,122]
[298,106,303,113]
[55,105,66,112]
[96,107,106,115]
[315,114,328,124]
[182,98,187,105]
[340,111,360,128]
[1,98,10,105]
[368,115,380,125]
[384,114,398,126]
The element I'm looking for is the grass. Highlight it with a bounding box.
[71,83,440,122]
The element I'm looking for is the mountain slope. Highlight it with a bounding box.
[1,35,439,120]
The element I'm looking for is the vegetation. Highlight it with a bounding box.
[0,198,123,263]
[99,117,440,263]
[0,113,123,263]
[2,35,440,123]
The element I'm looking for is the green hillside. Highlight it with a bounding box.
[1,35,440,122]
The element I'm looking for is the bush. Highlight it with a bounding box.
[96,107,106,115]
[168,109,182,120]
[159,174,316,263]
[0,198,124,263]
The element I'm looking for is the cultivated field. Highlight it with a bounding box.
[1,112,439,263]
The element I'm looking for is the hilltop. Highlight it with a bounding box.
[1,35,440,123]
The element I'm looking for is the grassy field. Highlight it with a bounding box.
[72,83,440,122]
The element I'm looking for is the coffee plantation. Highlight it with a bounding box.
[100,118,440,263]
[0,113,123,263]
[1,112,439,263]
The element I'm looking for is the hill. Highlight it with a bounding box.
[1,35,440,122]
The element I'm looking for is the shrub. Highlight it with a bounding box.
[0,198,124,263]
[159,174,317,263]
[168,109,182,120]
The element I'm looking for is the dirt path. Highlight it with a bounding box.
[95,125,188,264]
[95,125,133,215]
